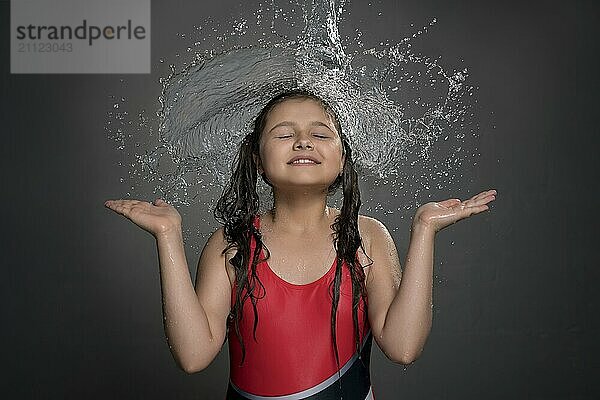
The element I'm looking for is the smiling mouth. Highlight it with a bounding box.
[288,158,319,165]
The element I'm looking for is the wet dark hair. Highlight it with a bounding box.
[214,89,370,368]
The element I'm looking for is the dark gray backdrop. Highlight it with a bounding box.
[2,0,598,399]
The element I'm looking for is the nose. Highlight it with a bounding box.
[294,133,313,150]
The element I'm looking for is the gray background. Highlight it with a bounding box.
[1,0,598,399]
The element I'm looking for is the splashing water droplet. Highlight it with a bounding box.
[105,0,480,244]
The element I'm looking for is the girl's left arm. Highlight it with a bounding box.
[365,189,496,364]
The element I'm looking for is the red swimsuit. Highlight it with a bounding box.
[227,216,374,400]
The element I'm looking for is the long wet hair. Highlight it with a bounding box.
[214,89,370,367]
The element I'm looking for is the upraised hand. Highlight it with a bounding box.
[412,189,497,233]
[104,198,182,237]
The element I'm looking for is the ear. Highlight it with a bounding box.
[339,152,345,175]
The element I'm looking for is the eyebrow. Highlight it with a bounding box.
[267,121,335,134]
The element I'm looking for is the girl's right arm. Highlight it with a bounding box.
[104,198,232,373]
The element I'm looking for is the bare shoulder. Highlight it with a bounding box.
[357,215,395,277]
[358,214,393,246]
[198,226,236,287]
[203,226,227,248]
[203,226,239,256]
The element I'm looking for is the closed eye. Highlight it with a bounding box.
[313,133,330,139]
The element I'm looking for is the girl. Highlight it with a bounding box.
[105,90,496,399]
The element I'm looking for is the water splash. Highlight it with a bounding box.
[106,0,479,234]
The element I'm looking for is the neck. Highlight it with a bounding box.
[268,189,332,233]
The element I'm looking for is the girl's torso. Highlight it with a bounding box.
[226,213,374,399]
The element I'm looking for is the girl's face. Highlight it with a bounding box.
[256,97,345,191]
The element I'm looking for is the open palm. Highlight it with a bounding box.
[414,189,497,232]
[104,198,182,237]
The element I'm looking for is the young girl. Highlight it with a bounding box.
[105,90,496,399]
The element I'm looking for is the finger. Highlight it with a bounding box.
[463,198,492,210]
[467,190,494,203]
[105,199,132,212]
[464,191,496,207]
[444,190,495,209]
[476,189,496,196]
[470,204,490,215]
[109,201,136,217]
[105,199,127,209]
[105,199,150,218]
[454,204,490,221]
[105,199,144,206]
[154,198,169,207]
[438,198,461,208]
[475,192,496,205]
